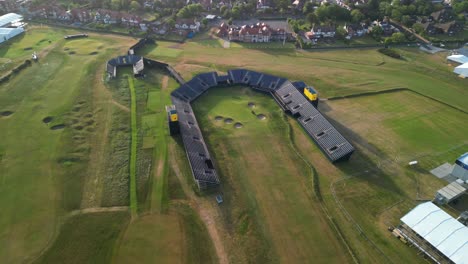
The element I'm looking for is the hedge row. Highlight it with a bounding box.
[0,60,32,84]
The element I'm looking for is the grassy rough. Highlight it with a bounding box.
[128,76,138,217]
[0,28,131,263]
[35,212,130,264]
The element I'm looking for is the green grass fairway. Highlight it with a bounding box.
[327,91,467,157]
[192,87,351,263]
[113,213,184,264]
[0,27,135,263]
[35,212,130,264]
[114,205,217,264]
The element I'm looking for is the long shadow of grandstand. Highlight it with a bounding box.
[0,33,28,58]
[319,102,404,196]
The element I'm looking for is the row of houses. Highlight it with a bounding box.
[216,22,293,42]
[303,20,399,41]
[25,6,145,28]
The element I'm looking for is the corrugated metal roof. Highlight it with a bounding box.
[0,13,22,28]
[447,54,468,64]
[437,182,466,201]
[401,202,468,264]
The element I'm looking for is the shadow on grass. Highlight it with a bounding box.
[0,34,27,58]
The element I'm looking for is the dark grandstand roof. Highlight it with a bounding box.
[292,81,307,90]
[106,55,144,77]
[172,96,220,189]
[274,82,354,161]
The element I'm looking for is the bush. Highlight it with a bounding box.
[378,48,402,59]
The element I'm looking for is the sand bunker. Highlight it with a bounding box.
[224,118,233,124]
[1,111,13,117]
[42,116,53,123]
[257,114,266,120]
[234,122,243,128]
[215,116,223,121]
[50,124,65,130]
[248,102,256,108]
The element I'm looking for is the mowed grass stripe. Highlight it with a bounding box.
[128,76,138,217]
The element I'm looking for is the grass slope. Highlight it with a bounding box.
[35,212,130,264]
[192,87,351,263]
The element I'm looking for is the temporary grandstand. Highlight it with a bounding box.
[170,69,355,185]
[398,202,468,264]
[109,38,354,191]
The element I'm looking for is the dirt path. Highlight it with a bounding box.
[111,100,130,112]
[169,144,229,264]
[161,76,169,91]
[67,206,129,217]
[150,157,165,213]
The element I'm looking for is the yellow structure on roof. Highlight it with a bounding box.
[304,87,317,101]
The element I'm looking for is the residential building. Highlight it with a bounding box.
[343,23,366,38]
[310,25,336,39]
[218,22,292,43]
[175,18,200,32]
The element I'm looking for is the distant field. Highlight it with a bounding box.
[141,40,468,111]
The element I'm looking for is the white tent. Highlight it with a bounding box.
[0,27,24,44]
[454,63,468,77]
[447,54,468,64]
[0,13,23,28]
[401,202,468,264]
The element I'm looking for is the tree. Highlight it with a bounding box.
[351,9,364,23]
[130,0,141,11]
[167,18,175,28]
[177,3,203,18]
[202,18,208,27]
[401,15,412,27]
[306,12,318,25]
[220,5,228,16]
[391,8,403,21]
[303,2,314,14]
[110,0,120,10]
[336,27,348,40]
[231,6,241,19]
[371,25,383,40]
[412,23,425,34]
[390,32,406,42]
